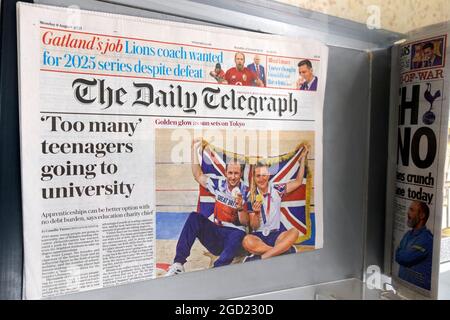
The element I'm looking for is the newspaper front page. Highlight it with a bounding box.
[391,28,449,298]
[17,3,327,299]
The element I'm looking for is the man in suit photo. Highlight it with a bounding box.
[296,59,318,91]
[247,54,266,87]
[422,42,443,67]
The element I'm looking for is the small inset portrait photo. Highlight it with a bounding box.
[296,59,318,91]
[410,37,446,70]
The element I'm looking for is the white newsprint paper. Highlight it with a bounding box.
[388,25,450,298]
[17,3,328,299]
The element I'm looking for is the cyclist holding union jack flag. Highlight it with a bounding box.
[165,138,250,276]
[242,146,308,262]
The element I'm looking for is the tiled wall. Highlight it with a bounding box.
[277,0,449,34]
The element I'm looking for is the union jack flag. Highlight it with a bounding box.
[196,142,313,245]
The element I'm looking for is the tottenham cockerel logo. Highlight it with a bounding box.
[422,83,441,125]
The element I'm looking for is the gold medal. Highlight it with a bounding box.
[256,194,263,203]
[231,187,241,198]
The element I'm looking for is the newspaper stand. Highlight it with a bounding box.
[1,0,449,300]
